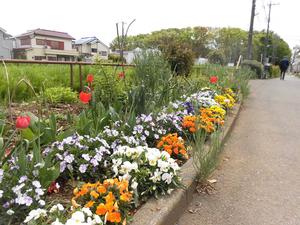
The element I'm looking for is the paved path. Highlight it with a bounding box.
[176,75,300,225]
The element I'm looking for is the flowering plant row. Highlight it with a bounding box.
[1,74,238,224]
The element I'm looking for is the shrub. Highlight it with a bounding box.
[207,50,226,65]
[108,54,126,63]
[241,60,263,78]
[43,87,78,104]
[162,43,195,76]
[269,65,280,78]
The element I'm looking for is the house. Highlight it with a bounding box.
[13,28,79,61]
[73,37,109,61]
[0,27,13,59]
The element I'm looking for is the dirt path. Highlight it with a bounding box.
[176,75,300,225]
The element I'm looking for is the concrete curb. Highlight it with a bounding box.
[131,100,243,225]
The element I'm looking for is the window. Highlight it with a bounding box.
[47,56,57,61]
[36,39,46,45]
[36,39,64,50]
[34,56,46,60]
[100,51,107,56]
[91,48,97,53]
[20,38,31,45]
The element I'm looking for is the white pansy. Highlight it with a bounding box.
[93,214,103,224]
[150,170,162,182]
[65,210,85,225]
[24,208,47,223]
[39,200,45,206]
[51,218,64,225]
[50,203,64,213]
[0,190,3,198]
[7,209,14,215]
[131,181,138,190]
[120,161,138,174]
[82,207,93,217]
[32,180,41,188]
[157,160,170,172]
[82,154,90,161]
[162,173,173,184]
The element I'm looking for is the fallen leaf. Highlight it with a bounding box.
[207,179,217,184]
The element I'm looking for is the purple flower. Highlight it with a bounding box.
[183,101,194,114]
[32,181,41,188]
[82,154,90,161]
[79,164,88,173]
[90,158,99,167]
[64,154,74,163]
[18,175,28,183]
[60,161,67,172]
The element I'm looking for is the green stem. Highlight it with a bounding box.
[1,60,12,121]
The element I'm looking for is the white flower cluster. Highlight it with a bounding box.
[111,146,180,196]
[63,208,103,225]
[24,208,47,223]
[186,89,219,108]
[24,205,103,225]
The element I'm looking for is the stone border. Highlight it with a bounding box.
[131,100,243,225]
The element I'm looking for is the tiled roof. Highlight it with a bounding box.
[17,29,75,39]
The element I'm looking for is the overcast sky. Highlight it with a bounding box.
[1,0,299,49]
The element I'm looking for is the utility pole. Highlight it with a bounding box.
[262,2,279,65]
[262,2,279,78]
[247,0,256,60]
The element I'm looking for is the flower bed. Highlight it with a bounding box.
[0,78,239,224]
[1,53,252,225]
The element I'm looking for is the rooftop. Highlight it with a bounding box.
[17,28,75,39]
[74,36,109,48]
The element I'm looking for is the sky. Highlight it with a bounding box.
[1,0,299,49]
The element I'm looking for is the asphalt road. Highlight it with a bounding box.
[176,75,300,225]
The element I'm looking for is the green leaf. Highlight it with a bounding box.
[0,137,3,150]
[18,144,27,173]
[32,141,42,164]
[21,128,35,141]
[39,164,60,188]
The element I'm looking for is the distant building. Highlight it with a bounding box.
[195,57,208,65]
[112,48,159,64]
[292,57,300,73]
[73,37,109,61]
[14,28,79,61]
[0,27,13,59]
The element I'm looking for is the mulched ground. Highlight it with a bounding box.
[6,102,84,127]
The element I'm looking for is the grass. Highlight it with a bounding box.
[191,129,222,181]
[0,63,134,103]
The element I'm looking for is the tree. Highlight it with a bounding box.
[212,28,248,64]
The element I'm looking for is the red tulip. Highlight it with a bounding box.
[86,74,94,83]
[118,72,125,79]
[79,91,92,104]
[16,116,31,129]
[210,76,218,84]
